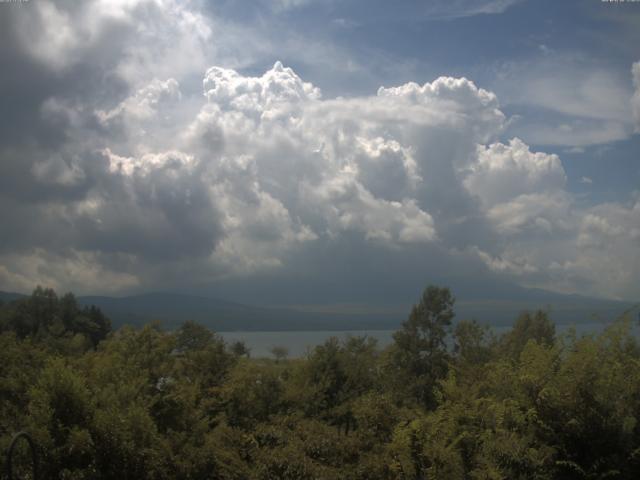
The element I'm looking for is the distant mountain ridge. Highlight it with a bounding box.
[0,291,26,303]
[76,292,400,331]
[1,289,635,332]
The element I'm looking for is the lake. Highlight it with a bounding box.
[220,320,638,358]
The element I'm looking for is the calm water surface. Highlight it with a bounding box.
[220,321,637,358]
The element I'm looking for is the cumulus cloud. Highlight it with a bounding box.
[376,76,504,144]
[79,148,223,261]
[633,61,640,132]
[350,136,421,201]
[1,58,503,293]
[3,59,640,299]
[466,246,538,276]
[0,249,140,295]
[32,155,87,187]
[483,192,572,236]
[0,0,638,302]
[203,61,321,122]
[464,138,566,209]
[186,63,459,265]
[104,148,194,176]
[17,0,212,81]
[96,78,181,125]
[561,198,640,299]
[299,172,436,244]
[466,192,640,300]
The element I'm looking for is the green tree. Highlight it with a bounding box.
[389,285,455,408]
[175,320,214,352]
[230,340,251,358]
[452,319,494,367]
[270,345,289,363]
[27,359,96,479]
[0,288,111,351]
[222,360,284,429]
[500,310,555,359]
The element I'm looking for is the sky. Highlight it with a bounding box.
[0,0,638,306]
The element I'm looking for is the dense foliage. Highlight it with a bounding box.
[1,286,640,479]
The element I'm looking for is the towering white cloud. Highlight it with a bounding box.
[464,138,566,209]
[203,61,321,117]
[0,0,637,302]
[2,59,639,299]
[462,138,570,236]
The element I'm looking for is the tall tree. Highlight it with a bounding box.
[390,285,455,408]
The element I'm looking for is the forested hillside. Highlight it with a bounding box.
[1,286,640,479]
